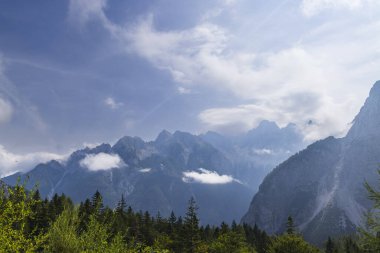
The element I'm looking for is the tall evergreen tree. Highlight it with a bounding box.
[325,237,336,253]
[286,216,295,235]
[116,194,127,215]
[360,174,380,252]
[91,190,104,215]
[183,197,200,253]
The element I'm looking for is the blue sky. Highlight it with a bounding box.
[0,0,380,175]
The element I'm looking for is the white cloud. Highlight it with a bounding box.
[80,152,123,171]
[300,0,366,17]
[104,97,123,109]
[68,0,108,26]
[253,149,273,155]
[69,0,380,141]
[139,168,152,173]
[0,98,12,124]
[120,18,378,140]
[199,89,355,140]
[0,145,65,178]
[177,87,191,94]
[182,168,239,184]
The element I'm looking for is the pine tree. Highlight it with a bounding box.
[78,199,92,233]
[91,190,104,216]
[220,222,229,234]
[168,211,177,234]
[286,216,295,235]
[116,194,127,215]
[183,197,200,253]
[112,194,128,235]
[360,172,380,252]
[325,237,335,253]
[231,220,238,232]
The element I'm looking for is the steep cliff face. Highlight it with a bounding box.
[346,81,380,141]
[242,81,380,244]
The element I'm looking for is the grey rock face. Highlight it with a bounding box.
[241,81,380,244]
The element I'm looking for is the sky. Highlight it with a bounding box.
[0,0,380,175]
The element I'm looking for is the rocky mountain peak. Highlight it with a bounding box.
[256,120,280,131]
[155,130,172,144]
[112,136,145,151]
[346,81,380,141]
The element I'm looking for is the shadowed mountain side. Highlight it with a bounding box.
[241,81,380,244]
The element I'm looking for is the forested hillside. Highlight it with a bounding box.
[3,180,380,253]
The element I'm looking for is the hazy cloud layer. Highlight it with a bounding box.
[1,0,380,154]
[182,168,239,184]
[0,98,12,124]
[68,0,107,27]
[68,0,380,141]
[0,145,65,177]
[300,0,377,17]
[80,152,123,171]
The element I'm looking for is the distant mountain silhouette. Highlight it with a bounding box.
[3,122,305,225]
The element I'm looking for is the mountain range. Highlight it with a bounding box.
[3,80,380,243]
[2,122,305,225]
[242,81,380,244]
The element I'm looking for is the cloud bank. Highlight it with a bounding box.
[0,145,65,177]
[300,0,372,17]
[80,152,123,171]
[68,0,380,141]
[182,168,239,184]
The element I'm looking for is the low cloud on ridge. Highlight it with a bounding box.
[0,145,65,178]
[182,168,239,185]
[80,152,123,171]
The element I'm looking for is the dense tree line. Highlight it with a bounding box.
[1,178,380,252]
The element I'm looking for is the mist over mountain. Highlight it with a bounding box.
[2,122,305,225]
[242,81,380,244]
[201,121,305,190]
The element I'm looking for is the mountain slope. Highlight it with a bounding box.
[201,122,305,190]
[241,81,380,244]
[3,131,250,225]
[2,121,305,225]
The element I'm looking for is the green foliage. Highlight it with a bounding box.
[322,236,361,253]
[0,182,327,253]
[209,230,256,253]
[360,173,380,252]
[243,223,271,253]
[0,182,45,252]
[268,234,319,253]
[44,208,81,253]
